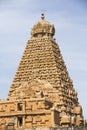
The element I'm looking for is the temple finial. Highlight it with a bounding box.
[41,13,45,20]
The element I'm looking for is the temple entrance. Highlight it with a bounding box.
[17,103,23,111]
[18,117,23,127]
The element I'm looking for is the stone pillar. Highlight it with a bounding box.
[23,116,25,127]
[51,108,56,127]
[15,117,18,128]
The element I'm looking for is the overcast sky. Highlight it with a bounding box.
[0,0,87,120]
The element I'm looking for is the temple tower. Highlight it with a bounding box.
[0,14,84,129]
[8,14,73,99]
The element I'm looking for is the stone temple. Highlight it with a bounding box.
[0,14,85,129]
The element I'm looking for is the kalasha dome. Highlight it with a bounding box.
[0,14,85,130]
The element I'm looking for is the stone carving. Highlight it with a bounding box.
[0,14,85,129]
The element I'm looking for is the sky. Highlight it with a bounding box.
[0,0,87,119]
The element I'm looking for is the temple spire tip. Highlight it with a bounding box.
[41,13,45,20]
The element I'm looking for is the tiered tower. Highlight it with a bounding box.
[0,14,84,129]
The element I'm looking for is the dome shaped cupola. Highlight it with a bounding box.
[31,14,55,38]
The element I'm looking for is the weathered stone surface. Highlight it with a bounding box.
[0,14,85,129]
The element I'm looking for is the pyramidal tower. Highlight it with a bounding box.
[0,14,85,129]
